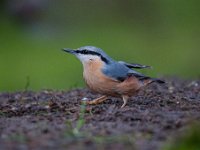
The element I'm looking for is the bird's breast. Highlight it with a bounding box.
[83,60,119,95]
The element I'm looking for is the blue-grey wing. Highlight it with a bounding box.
[118,61,152,69]
[102,61,148,82]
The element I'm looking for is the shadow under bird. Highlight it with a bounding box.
[62,46,164,108]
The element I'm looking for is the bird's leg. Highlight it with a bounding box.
[86,95,108,105]
[121,95,129,108]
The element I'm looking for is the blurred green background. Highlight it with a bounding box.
[0,0,199,91]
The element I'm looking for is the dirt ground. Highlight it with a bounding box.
[0,78,200,150]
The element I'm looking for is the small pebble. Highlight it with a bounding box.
[81,97,89,101]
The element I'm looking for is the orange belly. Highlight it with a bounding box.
[83,60,143,97]
[84,74,142,97]
[115,76,142,96]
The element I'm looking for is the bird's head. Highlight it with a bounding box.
[62,46,111,64]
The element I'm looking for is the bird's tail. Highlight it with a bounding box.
[151,78,165,84]
[142,77,165,85]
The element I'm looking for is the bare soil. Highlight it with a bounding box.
[0,78,200,150]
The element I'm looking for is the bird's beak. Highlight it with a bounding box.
[62,48,77,54]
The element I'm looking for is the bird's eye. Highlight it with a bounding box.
[82,50,88,54]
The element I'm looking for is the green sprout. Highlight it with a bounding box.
[65,101,86,138]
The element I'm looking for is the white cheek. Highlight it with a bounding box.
[76,54,99,62]
[76,55,89,62]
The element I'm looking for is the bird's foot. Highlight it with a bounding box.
[82,95,108,105]
[121,95,129,108]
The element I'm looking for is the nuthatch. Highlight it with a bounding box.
[62,46,164,108]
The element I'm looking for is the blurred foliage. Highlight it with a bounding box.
[164,123,200,150]
[0,0,200,91]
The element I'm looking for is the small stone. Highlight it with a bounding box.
[81,97,89,101]
[44,105,50,109]
[11,107,17,111]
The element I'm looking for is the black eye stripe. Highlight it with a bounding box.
[76,49,100,56]
[76,49,109,64]
[82,50,88,54]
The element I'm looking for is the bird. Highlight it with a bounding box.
[62,46,164,108]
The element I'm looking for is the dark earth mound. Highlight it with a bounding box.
[0,78,200,150]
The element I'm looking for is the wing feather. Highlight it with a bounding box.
[118,61,152,69]
[102,61,149,82]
